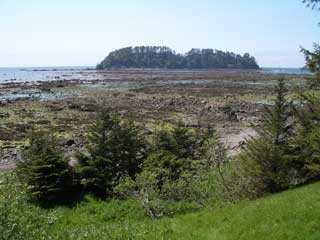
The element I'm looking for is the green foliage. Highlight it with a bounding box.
[146,123,217,187]
[303,0,320,9]
[114,124,229,217]
[291,92,320,183]
[295,7,320,183]
[0,172,49,240]
[301,126,320,178]
[150,124,181,157]
[76,109,146,197]
[2,172,320,240]
[114,167,210,218]
[201,133,235,202]
[238,78,295,196]
[145,124,204,187]
[153,182,320,240]
[96,46,260,70]
[16,131,73,202]
[301,44,320,89]
[151,123,214,160]
[144,151,188,183]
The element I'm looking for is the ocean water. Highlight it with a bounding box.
[261,67,312,75]
[0,67,312,83]
[0,66,94,83]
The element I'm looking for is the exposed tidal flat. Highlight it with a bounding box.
[0,68,307,170]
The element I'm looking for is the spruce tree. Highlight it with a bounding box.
[16,131,72,202]
[303,0,320,9]
[172,122,199,159]
[145,123,216,188]
[147,123,200,181]
[239,78,293,194]
[283,0,320,183]
[151,122,201,160]
[301,44,320,89]
[292,89,320,183]
[292,30,320,182]
[76,109,146,197]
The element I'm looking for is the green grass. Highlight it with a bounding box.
[158,183,320,240]
[1,172,320,239]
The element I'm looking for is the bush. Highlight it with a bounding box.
[114,170,203,218]
[0,172,49,240]
[16,131,73,202]
[114,124,229,217]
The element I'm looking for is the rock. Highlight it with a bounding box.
[15,123,32,132]
[35,119,51,125]
[40,87,52,93]
[81,103,97,112]
[68,103,82,110]
[0,113,10,118]
[68,156,78,167]
[65,139,76,146]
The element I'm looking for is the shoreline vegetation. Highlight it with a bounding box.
[2,171,319,239]
[0,69,307,172]
[1,1,320,239]
[1,65,320,239]
[96,46,260,70]
[2,72,320,238]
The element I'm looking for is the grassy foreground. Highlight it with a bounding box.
[2,173,320,240]
[161,183,320,240]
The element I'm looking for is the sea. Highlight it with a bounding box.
[261,67,312,75]
[0,66,94,83]
[0,66,313,83]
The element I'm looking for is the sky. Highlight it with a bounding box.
[0,0,319,68]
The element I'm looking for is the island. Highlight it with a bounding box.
[96,46,260,70]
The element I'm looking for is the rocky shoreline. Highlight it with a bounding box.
[0,69,306,170]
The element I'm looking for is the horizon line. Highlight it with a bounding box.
[0,65,304,69]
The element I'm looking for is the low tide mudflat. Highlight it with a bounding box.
[0,69,306,170]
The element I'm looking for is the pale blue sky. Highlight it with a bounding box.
[0,0,319,67]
